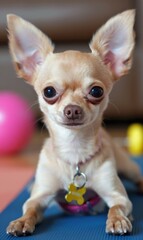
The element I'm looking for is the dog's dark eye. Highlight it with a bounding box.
[44,86,57,98]
[89,86,104,98]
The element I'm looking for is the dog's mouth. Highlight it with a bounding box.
[64,122,84,126]
[60,121,84,127]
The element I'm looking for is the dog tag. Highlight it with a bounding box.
[65,165,87,205]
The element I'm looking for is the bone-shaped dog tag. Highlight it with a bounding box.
[65,165,87,205]
[65,183,86,205]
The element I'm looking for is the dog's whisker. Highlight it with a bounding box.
[23,100,39,116]
[34,116,44,126]
[30,100,39,108]
[40,121,47,135]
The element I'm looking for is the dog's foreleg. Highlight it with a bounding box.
[92,160,132,235]
[6,187,54,236]
[103,182,132,235]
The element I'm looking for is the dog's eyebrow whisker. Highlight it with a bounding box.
[108,101,120,114]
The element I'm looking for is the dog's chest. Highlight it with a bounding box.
[56,136,97,166]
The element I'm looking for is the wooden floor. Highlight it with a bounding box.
[0,125,134,211]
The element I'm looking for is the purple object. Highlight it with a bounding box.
[59,194,101,214]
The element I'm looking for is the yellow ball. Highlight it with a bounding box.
[127,124,143,155]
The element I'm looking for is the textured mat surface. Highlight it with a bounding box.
[0,157,143,240]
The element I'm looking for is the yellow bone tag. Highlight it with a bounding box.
[65,183,86,205]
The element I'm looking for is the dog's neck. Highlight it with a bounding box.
[46,119,102,166]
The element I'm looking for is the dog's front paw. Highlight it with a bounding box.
[106,215,132,235]
[7,218,35,237]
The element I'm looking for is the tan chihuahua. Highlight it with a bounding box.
[7,10,143,236]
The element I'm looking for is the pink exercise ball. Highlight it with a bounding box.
[0,91,35,155]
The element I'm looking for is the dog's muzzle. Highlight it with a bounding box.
[63,104,84,126]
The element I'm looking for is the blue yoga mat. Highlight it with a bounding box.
[0,157,143,240]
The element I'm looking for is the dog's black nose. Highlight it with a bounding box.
[64,105,84,120]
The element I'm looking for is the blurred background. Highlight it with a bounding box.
[0,0,143,121]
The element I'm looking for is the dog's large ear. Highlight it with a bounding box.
[90,10,135,80]
[7,15,54,83]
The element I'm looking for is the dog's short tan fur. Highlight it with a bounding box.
[7,10,143,236]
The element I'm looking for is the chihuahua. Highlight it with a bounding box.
[7,10,143,236]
